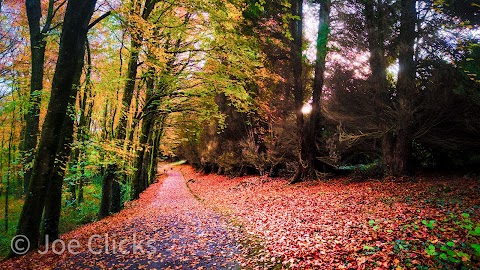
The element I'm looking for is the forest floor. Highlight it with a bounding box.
[2,164,480,269]
[1,166,242,269]
[182,165,480,269]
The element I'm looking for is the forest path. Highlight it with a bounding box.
[3,168,243,269]
[55,169,241,269]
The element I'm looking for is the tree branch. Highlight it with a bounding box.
[88,10,112,29]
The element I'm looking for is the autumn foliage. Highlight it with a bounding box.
[1,0,480,267]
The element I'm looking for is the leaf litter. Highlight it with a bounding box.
[1,169,242,269]
[181,166,480,269]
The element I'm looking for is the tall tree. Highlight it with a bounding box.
[291,0,333,183]
[363,0,388,107]
[309,0,331,174]
[99,0,159,219]
[290,0,306,183]
[389,0,417,176]
[12,0,97,255]
[22,0,63,193]
[362,0,394,175]
[42,43,87,241]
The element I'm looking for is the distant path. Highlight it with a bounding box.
[52,169,241,269]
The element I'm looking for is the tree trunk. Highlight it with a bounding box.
[391,0,417,176]
[146,129,157,188]
[308,0,331,177]
[77,176,84,203]
[131,69,156,199]
[149,130,161,184]
[43,44,85,241]
[12,0,97,255]
[393,128,412,174]
[381,129,395,175]
[23,0,46,194]
[99,165,115,219]
[363,0,395,175]
[110,179,121,213]
[99,38,140,219]
[69,180,76,203]
[132,115,153,199]
[290,0,305,184]
[42,114,73,242]
[364,0,387,87]
[140,120,155,193]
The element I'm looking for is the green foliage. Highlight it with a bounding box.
[0,176,102,258]
[425,244,437,256]
[412,141,436,168]
[339,161,383,182]
[245,0,266,17]
[461,43,480,85]
[59,178,102,233]
[420,213,480,268]
[0,195,23,258]
[471,243,480,255]
[422,219,436,230]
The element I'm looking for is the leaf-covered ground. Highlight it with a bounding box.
[182,166,480,269]
[2,166,479,269]
[1,168,242,269]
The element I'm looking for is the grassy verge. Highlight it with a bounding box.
[0,195,23,258]
[0,175,103,259]
[58,175,102,234]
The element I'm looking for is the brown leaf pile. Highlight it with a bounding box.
[182,165,480,269]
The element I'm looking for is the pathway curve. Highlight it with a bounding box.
[4,169,242,269]
[60,170,241,269]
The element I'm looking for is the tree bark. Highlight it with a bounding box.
[391,0,417,176]
[382,130,395,175]
[131,72,155,199]
[363,0,396,175]
[77,176,84,203]
[308,0,331,177]
[23,0,46,194]
[42,99,75,242]
[141,127,155,192]
[110,179,121,213]
[290,0,305,184]
[12,0,97,255]
[43,42,86,241]
[99,164,116,219]
[149,130,161,184]
[364,0,387,87]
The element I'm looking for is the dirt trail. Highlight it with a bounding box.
[3,170,242,269]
